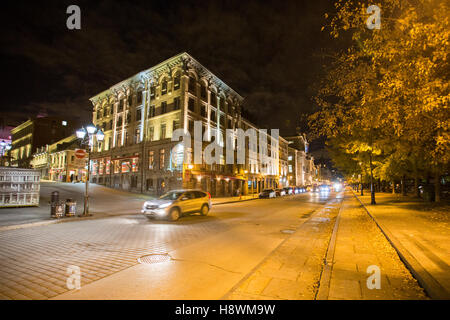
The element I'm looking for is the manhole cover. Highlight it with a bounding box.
[281,229,295,234]
[138,253,171,264]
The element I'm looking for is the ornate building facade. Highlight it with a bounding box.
[89,53,299,196]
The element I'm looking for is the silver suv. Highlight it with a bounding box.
[141,189,212,221]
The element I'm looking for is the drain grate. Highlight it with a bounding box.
[138,253,171,264]
[281,229,295,234]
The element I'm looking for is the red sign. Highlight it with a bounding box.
[75,149,87,159]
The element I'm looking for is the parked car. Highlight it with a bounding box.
[259,189,276,198]
[275,188,286,197]
[296,186,306,193]
[283,187,294,195]
[141,189,211,221]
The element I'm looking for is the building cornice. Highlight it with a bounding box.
[89,52,244,106]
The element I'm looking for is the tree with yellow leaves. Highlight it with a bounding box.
[311,0,449,202]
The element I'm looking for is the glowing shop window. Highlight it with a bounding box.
[122,161,131,173]
[131,158,139,172]
[105,159,111,174]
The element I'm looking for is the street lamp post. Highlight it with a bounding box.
[76,125,104,216]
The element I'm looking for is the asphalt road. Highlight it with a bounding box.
[0,189,337,300]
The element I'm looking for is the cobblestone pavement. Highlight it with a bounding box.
[0,193,330,300]
[226,196,343,300]
[328,193,427,300]
[0,215,230,300]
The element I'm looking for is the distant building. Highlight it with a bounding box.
[285,135,318,186]
[31,135,87,182]
[10,117,77,168]
[0,167,40,207]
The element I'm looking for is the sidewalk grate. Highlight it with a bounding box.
[280,229,295,234]
[138,253,171,264]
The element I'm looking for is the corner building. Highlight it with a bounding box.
[89,52,281,196]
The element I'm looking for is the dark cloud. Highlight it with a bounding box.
[0,0,338,136]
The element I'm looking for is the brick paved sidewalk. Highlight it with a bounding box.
[327,194,427,300]
[356,193,450,298]
[225,198,342,300]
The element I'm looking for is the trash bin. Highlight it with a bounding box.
[51,201,64,218]
[65,198,76,217]
[50,191,64,218]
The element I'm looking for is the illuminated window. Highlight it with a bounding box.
[131,158,138,172]
[149,105,155,117]
[134,128,140,144]
[160,124,166,140]
[150,86,155,98]
[148,151,154,170]
[122,161,130,173]
[105,159,111,174]
[99,160,104,175]
[288,155,293,161]
[161,80,167,95]
[116,131,121,146]
[62,121,67,126]
[159,149,165,170]
[173,120,180,131]
[173,75,180,90]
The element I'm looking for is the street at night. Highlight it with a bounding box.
[0,0,449,315]
[1,182,446,300]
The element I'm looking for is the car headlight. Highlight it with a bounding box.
[158,203,171,209]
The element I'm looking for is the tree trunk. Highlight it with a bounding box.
[401,175,407,196]
[413,159,420,198]
[369,151,376,205]
[435,168,441,202]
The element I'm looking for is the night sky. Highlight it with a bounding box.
[1,0,341,143]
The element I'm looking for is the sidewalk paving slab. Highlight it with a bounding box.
[327,192,428,300]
